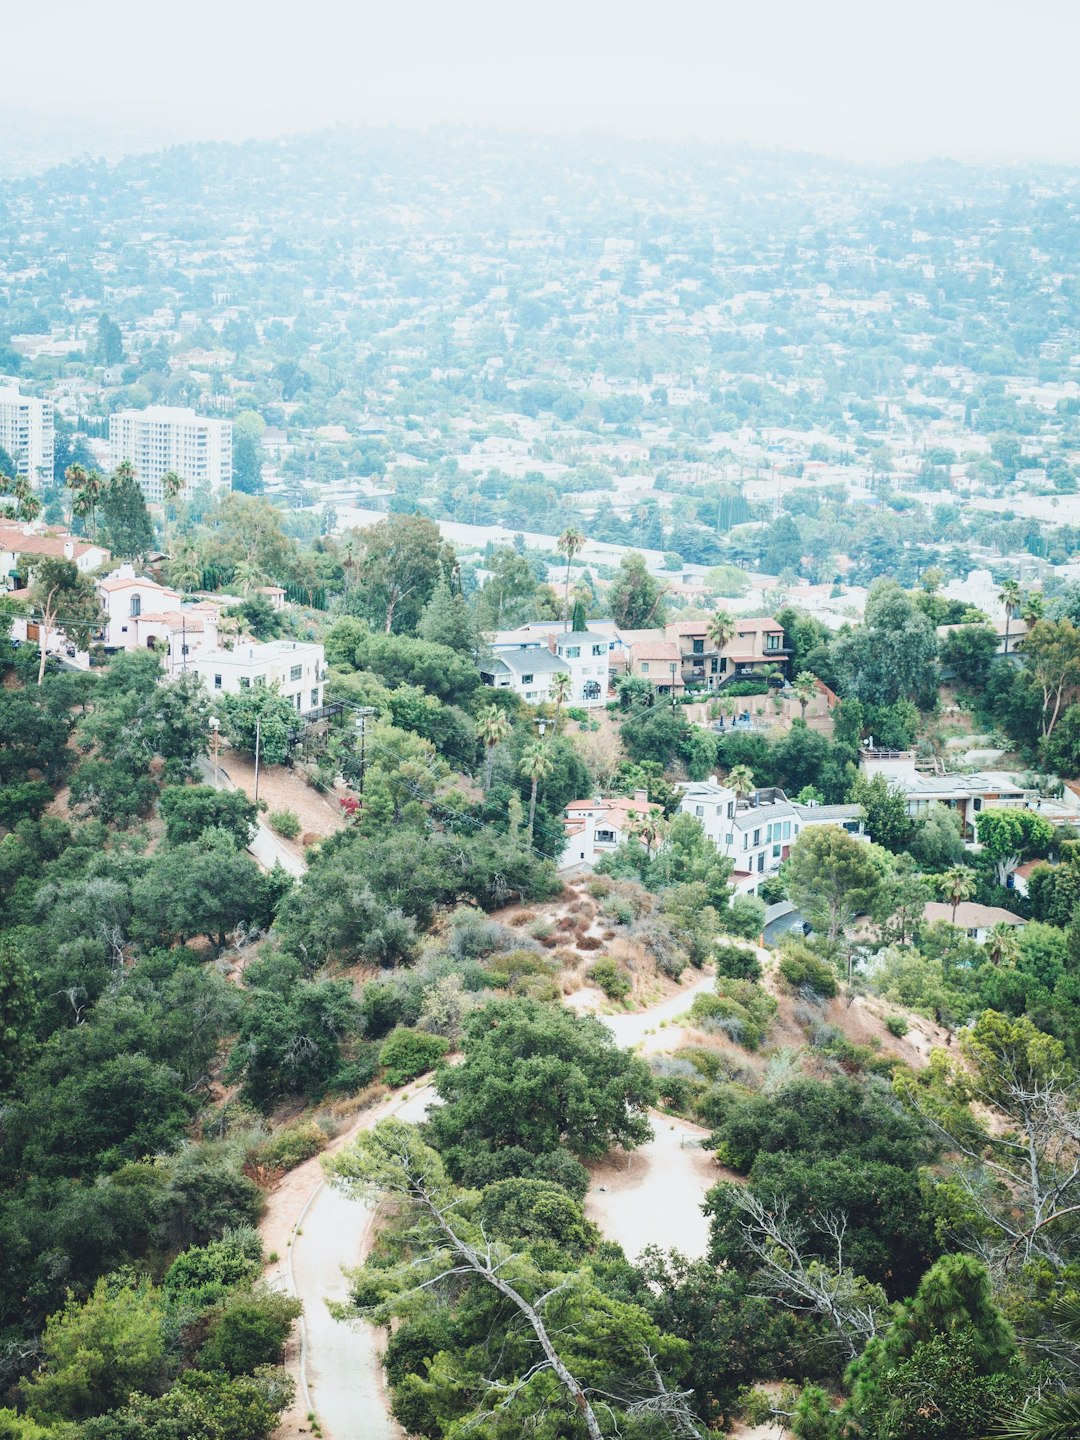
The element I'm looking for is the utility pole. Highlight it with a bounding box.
[670,661,678,713]
[353,706,376,799]
[254,716,262,806]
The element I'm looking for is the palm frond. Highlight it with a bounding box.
[994,1393,1080,1440]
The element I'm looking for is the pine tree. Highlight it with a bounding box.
[417,575,478,654]
[101,462,153,561]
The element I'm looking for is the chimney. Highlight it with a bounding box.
[63,540,74,560]
[633,789,648,803]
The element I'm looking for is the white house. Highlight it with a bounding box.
[189,638,326,715]
[550,629,610,705]
[680,777,866,896]
[564,791,661,867]
[857,746,1030,839]
[97,564,220,674]
[1,521,110,590]
[484,624,610,707]
[479,647,571,705]
[922,901,1026,944]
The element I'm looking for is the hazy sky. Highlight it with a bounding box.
[5,0,1080,164]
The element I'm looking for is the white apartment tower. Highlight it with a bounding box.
[108,406,232,503]
[0,382,55,486]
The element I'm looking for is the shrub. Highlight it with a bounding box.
[587,957,632,1002]
[253,1119,329,1173]
[268,809,301,839]
[378,1028,450,1087]
[602,896,635,926]
[713,940,763,981]
[884,1014,909,1038]
[586,877,613,899]
[163,1228,263,1309]
[777,941,839,999]
[577,934,602,951]
[690,978,777,1050]
[720,893,767,940]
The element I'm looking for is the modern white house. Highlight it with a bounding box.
[108,406,232,503]
[550,629,610,705]
[0,382,54,486]
[189,638,326,715]
[97,564,220,674]
[857,746,1031,839]
[680,776,866,895]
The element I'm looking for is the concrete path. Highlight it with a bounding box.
[196,755,306,878]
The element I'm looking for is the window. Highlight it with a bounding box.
[254,675,266,687]
[290,664,302,681]
[592,644,605,656]
[310,688,318,708]
[742,833,748,851]
[727,801,734,818]
[566,646,581,658]
[130,595,141,618]
[692,638,704,654]
[595,828,616,844]
[783,820,791,839]
[213,673,222,689]
[757,852,766,872]
[695,805,704,817]
[641,662,650,674]
[181,644,189,656]
[239,677,251,689]
[521,673,534,686]
[753,828,761,846]
[766,633,781,651]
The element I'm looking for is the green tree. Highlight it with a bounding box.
[215,686,300,767]
[999,578,1022,657]
[940,623,1001,689]
[159,785,258,848]
[996,1296,1080,1439]
[427,998,654,1185]
[351,514,452,634]
[975,808,1054,886]
[416,574,477,654]
[26,554,103,684]
[608,551,666,629]
[832,578,938,708]
[910,804,967,871]
[784,826,883,942]
[199,1291,301,1376]
[1021,618,1080,739]
[849,771,912,852]
[101,461,154,562]
[23,1278,165,1422]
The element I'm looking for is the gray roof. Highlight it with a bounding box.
[556,630,610,645]
[792,802,864,822]
[498,650,570,677]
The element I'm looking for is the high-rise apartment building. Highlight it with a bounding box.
[0,382,55,486]
[108,406,232,503]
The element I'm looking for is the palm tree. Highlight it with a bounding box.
[727,764,755,801]
[707,610,735,685]
[160,469,184,552]
[13,476,40,523]
[999,579,1021,656]
[557,526,585,630]
[1022,593,1044,627]
[66,463,104,541]
[548,670,572,734]
[629,808,665,858]
[940,865,976,924]
[519,741,554,838]
[792,671,819,719]
[476,705,512,791]
[995,1297,1080,1438]
[233,557,267,596]
[168,539,204,593]
[985,922,1021,968]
